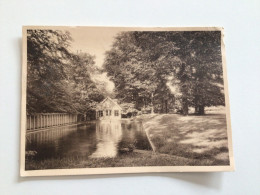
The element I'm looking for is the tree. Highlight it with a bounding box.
[27,30,104,114]
[27,29,74,113]
[167,31,224,114]
[104,31,225,115]
[104,32,180,112]
[67,52,104,113]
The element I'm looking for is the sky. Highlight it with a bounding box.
[67,27,123,68]
[66,27,125,94]
[66,26,176,67]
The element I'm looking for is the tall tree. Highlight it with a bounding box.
[67,52,105,113]
[167,31,224,114]
[27,29,74,113]
[104,31,225,115]
[104,32,179,112]
[27,30,104,114]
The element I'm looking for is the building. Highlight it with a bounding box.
[95,97,122,120]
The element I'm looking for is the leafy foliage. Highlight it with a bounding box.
[104,31,225,115]
[27,30,104,114]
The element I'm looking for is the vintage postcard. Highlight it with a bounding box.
[20,26,234,176]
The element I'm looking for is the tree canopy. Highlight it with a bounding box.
[27,29,225,115]
[27,29,104,114]
[104,31,225,115]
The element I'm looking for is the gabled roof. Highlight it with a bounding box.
[96,97,122,110]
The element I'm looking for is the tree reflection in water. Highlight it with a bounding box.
[90,120,122,158]
[26,120,151,161]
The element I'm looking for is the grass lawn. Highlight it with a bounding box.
[140,107,230,165]
[26,149,218,170]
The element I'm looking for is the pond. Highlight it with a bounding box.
[26,120,151,160]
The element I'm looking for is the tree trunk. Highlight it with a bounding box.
[151,106,154,114]
[195,106,199,114]
[161,99,164,113]
[182,98,188,115]
[198,105,205,115]
[165,100,168,113]
[194,95,199,114]
[179,63,189,116]
[151,93,154,114]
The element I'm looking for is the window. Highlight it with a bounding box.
[109,110,112,116]
[114,110,119,116]
[106,110,109,116]
[99,111,103,117]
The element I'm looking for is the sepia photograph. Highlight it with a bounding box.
[20,26,234,176]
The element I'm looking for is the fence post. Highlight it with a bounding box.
[26,115,28,130]
[38,115,40,129]
[41,114,43,128]
[36,115,38,129]
[39,115,41,128]
[28,115,31,130]
[33,115,35,130]
[47,114,49,127]
[44,115,46,128]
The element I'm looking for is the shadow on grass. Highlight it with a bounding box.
[144,113,230,165]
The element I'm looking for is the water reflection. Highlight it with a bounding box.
[26,120,151,161]
[90,120,122,158]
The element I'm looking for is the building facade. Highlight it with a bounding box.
[95,97,122,120]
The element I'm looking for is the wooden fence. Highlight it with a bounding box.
[26,113,78,130]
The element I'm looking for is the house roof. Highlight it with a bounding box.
[96,97,122,110]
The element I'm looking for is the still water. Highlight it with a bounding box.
[26,120,151,160]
